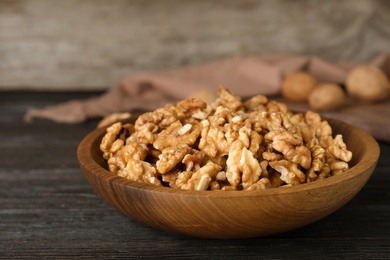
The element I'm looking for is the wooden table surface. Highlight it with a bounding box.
[1,91,389,259]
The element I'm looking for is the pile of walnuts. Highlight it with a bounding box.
[100,87,352,191]
[282,65,390,111]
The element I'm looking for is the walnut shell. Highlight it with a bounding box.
[308,83,346,111]
[346,65,390,102]
[281,72,318,102]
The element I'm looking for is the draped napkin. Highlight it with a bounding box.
[24,54,390,141]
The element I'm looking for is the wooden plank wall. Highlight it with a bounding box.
[1,0,389,90]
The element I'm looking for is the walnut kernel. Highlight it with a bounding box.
[100,86,352,191]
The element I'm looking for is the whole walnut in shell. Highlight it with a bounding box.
[346,65,390,102]
[281,72,318,102]
[308,83,346,111]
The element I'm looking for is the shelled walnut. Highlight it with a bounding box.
[100,86,352,191]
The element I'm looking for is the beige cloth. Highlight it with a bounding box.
[24,53,390,127]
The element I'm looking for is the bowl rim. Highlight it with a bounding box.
[77,117,380,198]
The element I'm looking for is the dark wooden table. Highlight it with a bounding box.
[1,91,389,259]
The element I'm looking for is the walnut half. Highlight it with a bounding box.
[100,86,352,190]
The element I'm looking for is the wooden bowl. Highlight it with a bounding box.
[77,118,379,239]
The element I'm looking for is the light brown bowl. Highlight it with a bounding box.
[77,117,379,239]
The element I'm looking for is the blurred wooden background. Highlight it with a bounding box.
[1,0,389,91]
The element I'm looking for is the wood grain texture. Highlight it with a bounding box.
[77,116,379,239]
[1,91,389,259]
[1,0,390,90]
